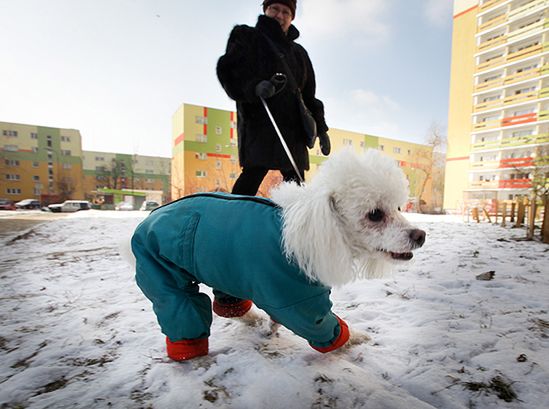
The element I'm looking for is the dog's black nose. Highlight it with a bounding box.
[409,229,426,248]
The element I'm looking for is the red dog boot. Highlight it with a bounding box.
[213,298,253,318]
[166,337,208,361]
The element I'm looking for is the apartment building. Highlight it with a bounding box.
[172,103,439,209]
[0,121,84,204]
[444,0,549,211]
[82,151,171,205]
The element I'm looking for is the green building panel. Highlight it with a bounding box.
[363,134,379,149]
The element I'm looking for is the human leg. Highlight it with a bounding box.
[231,167,269,195]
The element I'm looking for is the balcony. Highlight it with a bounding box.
[475,76,505,92]
[478,54,506,71]
[472,133,549,151]
[471,159,500,169]
[499,178,532,188]
[501,132,549,147]
[473,118,502,131]
[479,0,509,13]
[499,157,535,168]
[478,35,508,52]
[502,89,538,105]
[476,42,549,73]
[502,112,537,126]
[507,42,546,63]
[508,19,547,42]
[471,180,499,188]
[474,97,503,112]
[509,0,547,21]
[478,13,508,33]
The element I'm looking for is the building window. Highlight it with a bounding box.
[195,116,208,125]
[63,163,72,169]
[30,132,38,139]
[47,140,52,147]
[343,139,352,146]
[95,156,105,161]
[215,126,222,135]
[5,159,20,166]
[196,170,207,178]
[33,175,40,181]
[3,145,18,152]
[6,188,22,194]
[61,150,71,156]
[145,169,154,174]
[33,187,41,195]
[393,147,401,154]
[32,147,39,153]
[379,145,384,151]
[61,136,71,142]
[2,130,18,137]
[216,160,222,169]
[32,162,39,168]
[195,134,207,143]
[5,174,21,180]
[215,144,222,152]
[196,152,207,160]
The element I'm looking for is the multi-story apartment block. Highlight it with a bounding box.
[172,103,439,210]
[0,121,84,204]
[445,0,549,211]
[171,103,240,198]
[82,151,171,205]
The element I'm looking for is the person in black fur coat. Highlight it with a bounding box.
[217,0,331,196]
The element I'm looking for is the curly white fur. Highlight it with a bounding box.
[271,148,422,287]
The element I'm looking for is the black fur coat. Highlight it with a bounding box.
[217,15,328,171]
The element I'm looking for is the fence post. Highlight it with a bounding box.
[501,202,507,227]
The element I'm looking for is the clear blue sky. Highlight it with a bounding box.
[0,0,453,158]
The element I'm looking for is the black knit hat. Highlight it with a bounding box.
[262,0,297,18]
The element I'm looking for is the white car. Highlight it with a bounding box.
[48,200,91,213]
[139,200,160,211]
[116,202,134,211]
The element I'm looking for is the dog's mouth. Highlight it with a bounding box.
[390,251,413,261]
[378,249,414,261]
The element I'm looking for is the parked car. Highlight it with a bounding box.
[15,199,41,209]
[48,200,91,213]
[0,199,16,210]
[139,200,160,211]
[115,202,134,211]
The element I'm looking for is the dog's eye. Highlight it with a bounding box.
[367,209,384,222]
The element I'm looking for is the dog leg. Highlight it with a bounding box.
[346,328,371,347]
[234,309,264,327]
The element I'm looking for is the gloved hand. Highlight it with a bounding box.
[255,80,276,99]
[319,131,331,156]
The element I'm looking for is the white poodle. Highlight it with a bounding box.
[130,148,426,360]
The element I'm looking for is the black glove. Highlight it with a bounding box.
[319,131,331,156]
[255,80,276,99]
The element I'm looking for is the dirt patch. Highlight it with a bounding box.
[0,212,67,240]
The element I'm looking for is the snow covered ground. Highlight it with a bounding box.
[0,209,548,409]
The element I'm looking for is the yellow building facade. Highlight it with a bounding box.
[172,104,438,210]
[0,121,84,204]
[445,0,549,211]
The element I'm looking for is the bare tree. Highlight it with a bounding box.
[412,123,447,213]
[527,145,549,242]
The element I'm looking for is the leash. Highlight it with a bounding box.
[260,95,304,184]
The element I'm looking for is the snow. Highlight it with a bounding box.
[0,210,548,409]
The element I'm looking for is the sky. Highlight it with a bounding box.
[0,0,454,158]
[1,209,547,408]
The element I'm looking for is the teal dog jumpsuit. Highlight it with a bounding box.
[131,193,349,360]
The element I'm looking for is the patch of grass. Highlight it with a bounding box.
[463,375,518,402]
